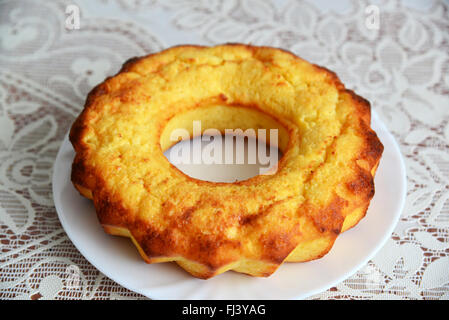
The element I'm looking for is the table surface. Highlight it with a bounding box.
[0,0,448,300]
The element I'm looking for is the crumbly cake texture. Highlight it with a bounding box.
[70,44,383,279]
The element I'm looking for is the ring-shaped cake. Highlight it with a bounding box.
[70,44,383,279]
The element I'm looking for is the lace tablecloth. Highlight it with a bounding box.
[0,0,448,300]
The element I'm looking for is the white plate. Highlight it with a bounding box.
[52,111,406,300]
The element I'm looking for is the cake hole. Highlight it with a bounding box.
[164,133,281,183]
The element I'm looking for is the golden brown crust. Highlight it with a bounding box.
[70,44,383,279]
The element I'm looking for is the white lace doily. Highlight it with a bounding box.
[0,0,448,300]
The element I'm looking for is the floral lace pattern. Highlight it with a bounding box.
[0,0,448,299]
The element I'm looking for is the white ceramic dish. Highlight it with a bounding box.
[52,111,406,299]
